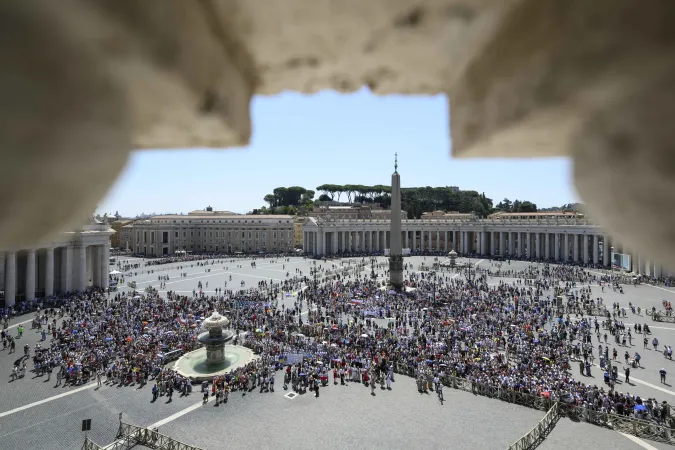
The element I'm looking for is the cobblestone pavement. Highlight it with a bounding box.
[3,256,675,449]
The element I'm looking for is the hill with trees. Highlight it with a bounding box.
[253,184,561,219]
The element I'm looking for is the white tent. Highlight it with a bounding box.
[109,270,122,275]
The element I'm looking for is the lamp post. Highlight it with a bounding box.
[464,261,476,286]
[370,256,377,281]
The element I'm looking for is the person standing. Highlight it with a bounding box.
[624,366,630,384]
[661,368,667,384]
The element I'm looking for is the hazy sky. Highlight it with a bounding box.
[98,88,578,217]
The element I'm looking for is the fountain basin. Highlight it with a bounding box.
[173,344,256,382]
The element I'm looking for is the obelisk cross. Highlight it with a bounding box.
[394,152,398,172]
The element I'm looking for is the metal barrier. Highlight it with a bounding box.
[653,314,675,323]
[508,402,559,450]
[392,363,675,446]
[81,421,204,450]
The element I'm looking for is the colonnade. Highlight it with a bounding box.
[303,225,668,277]
[0,243,111,307]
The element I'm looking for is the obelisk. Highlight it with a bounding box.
[389,153,404,289]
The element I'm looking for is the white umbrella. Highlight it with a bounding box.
[109,270,122,275]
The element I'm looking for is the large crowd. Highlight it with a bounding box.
[3,255,675,428]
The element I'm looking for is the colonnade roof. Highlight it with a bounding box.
[303,217,600,227]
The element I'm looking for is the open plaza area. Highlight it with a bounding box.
[1,254,675,449]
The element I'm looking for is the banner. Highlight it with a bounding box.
[611,252,632,272]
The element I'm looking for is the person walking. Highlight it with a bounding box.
[435,376,444,402]
[661,368,667,384]
[624,366,630,384]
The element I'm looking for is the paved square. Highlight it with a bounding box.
[1,255,675,449]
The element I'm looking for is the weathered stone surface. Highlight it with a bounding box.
[449,0,675,158]
[573,68,675,269]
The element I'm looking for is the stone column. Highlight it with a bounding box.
[573,235,579,262]
[545,234,550,260]
[444,231,448,252]
[554,234,560,261]
[592,235,599,264]
[535,234,540,260]
[525,232,531,258]
[26,249,36,301]
[45,247,54,297]
[332,232,338,255]
[93,246,102,287]
[60,246,72,292]
[583,235,589,264]
[101,244,110,290]
[564,234,569,261]
[499,232,505,256]
[4,251,16,307]
[76,245,87,292]
[452,231,456,251]
[508,232,514,256]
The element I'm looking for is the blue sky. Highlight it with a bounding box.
[98,88,577,217]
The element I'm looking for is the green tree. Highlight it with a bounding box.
[342,184,357,203]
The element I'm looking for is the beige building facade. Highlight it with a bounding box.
[110,219,135,248]
[130,212,295,255]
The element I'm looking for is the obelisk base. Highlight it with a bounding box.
[388,254,404,290]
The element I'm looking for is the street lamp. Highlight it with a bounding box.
[370,256,377,280]
[464,261,476,286]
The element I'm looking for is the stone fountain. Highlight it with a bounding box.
[173,311,255,382]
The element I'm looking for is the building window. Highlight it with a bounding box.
[248,232,252,239]
[175,231,178,238]
[183,231,186,238]
[191,231,193,237]
[255,232,259,239]
[273,232,277,239]
[241,232,245,238]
